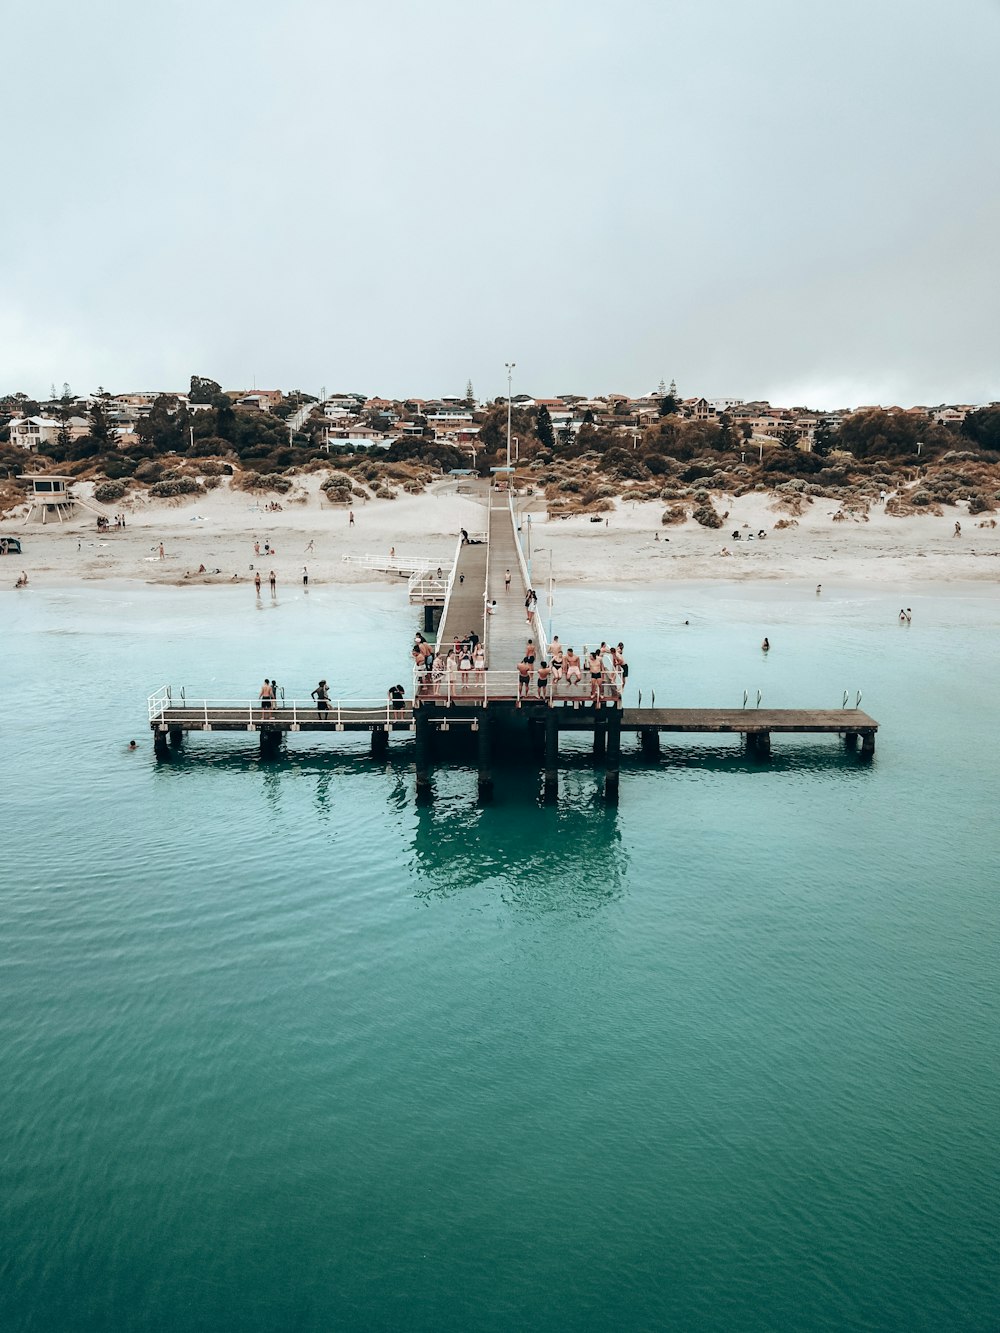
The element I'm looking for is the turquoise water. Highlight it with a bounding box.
[2,579,998,1332]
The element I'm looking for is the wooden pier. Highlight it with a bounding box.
[146,485,878,801]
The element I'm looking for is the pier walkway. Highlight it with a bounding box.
[145,488,879,800]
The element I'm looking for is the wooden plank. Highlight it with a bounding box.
[619,708,878,734]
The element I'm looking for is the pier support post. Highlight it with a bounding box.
[756,731,771,760]
[543,709,559,803]
[423,604,435,634]
[414,708,432,799]
[371,726,388,760]
[477,709,493,803]
[860,731,875,760]
[640,727,660,760]
[593,722,607,761]
[259,726,282,759]
[604,709,622,803]
[168,727,183,748]
[844,730,859,750]
[744,731,757,757]
[153,728,170,760]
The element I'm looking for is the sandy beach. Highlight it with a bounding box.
[3,472,999,591]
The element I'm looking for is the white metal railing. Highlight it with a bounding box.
[148,690,413,727]
[411,665,620,706]
[341,553,445,576]
[407,569,449,604]
[509,490,549,661]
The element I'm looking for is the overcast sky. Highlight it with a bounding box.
[4,0,999,408]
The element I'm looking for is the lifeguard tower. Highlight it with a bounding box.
[18,475,77,523]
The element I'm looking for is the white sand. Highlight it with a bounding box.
[3,472,999,589]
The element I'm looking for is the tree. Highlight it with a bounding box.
[215,396,236,442]
[961,406,1000,452]
[465,379,475,407]
[812,422,836,457]
[535,403,555,450]
[658,393,679,416]
[190,375,223,405]
[89,401,113,451]
[779,423,801,450]
[717,412,735,451]
[582,408,595,425]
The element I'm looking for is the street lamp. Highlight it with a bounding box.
[505,361,516,473]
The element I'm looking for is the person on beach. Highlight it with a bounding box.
[158,542,165,560]
[254,540,260,556]
[254,571,261,596]
[259,678,274,710]
[349,511,355,526]
[954,521,961,537]
[505,569,511,593]
[304,540,314,553]
[302,566,308,588]
[269,570,276,596]
[312,679,331,712]
[390,547,395,560]
[816,584,822,595]
[761,637,770,652]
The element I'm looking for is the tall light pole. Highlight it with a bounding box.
[505,361,515,473]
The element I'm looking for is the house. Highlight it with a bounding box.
[9,416,62,449]
[229,389,284,412]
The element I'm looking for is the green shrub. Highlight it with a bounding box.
[661,504,688,525]
[693,504,722,529]
[149,477,203,498]
[967,492,994,515]
[94,480,126,503]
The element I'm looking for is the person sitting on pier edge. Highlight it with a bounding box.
[486,599,496,616]
[460,528,469,544]
[549,641,564,680]
[564,648,582,685]
[312,679,331,713]
[517,657,533,698]
[259,678,275,711]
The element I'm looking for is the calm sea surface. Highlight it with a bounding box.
[2,577,998,1332]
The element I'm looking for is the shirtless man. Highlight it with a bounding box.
[517,657,533,698]
[564,648,582,685]
[536,659,551,698]
[588,652,605,706]
[259,678,275,711]
[504,569,511,593]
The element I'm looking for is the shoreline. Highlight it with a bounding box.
[3,475,999,592]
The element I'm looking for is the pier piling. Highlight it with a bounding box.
[477,709,493,802]
[153,728,170,760]
[844,730,859,750]
[593,721,607,760]
[371,726,388,760]
[604,710,622,803]
[640,727,660,760]
[414,708,432,798]
[543,709,559,803]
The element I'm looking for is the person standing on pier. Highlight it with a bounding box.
[269,570,276,597]
[311,680,330,713]
[517,657,533,699]
[259,678,274,711]
[505,569,511,593]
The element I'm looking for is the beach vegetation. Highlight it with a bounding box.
[149,477,203,497]
[94,480,127,502]
[692,503,723,528]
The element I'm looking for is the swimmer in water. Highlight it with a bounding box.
[761,637,770,652]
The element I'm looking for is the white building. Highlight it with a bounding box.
[9,416,62,450]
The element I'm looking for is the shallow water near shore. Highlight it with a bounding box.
[2,578,999,1332]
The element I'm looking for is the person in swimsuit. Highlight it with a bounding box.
[473,642,486,679]
[536,660,551,698]
[269,570,276,596]
[524,638,535,664]
[588,652,604,705]
[517,657,533,698]
[504,569,511,593]
[259,678,274,711]
[615,642,629,690]
[564,649,582,685]
[312,679,330,713]
[254,571,261,596]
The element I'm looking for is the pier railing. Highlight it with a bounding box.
[148,688,412,728]
[411,667,621,706]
